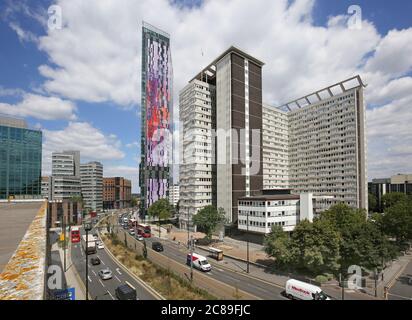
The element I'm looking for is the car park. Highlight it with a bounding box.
[98,269,113,280]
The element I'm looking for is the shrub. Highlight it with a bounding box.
[315,275,329,284]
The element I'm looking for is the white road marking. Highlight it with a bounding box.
[115,275,121,282]
[80,248,84,257]
[100,259,105,266]
[88,276,92,283]
[116,268,122,275]
[99,279,105,288]
[107,290,115,300]
[92,270,97,276]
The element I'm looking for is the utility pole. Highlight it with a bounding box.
[246,210,250,273]
[374,268,378,298]
[61,215,66,272]
[339,273,345,300]
[187,208,190,249]
[190,235,194,283]
[84,223,92,300]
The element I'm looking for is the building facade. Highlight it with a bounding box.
[179,79,216,224]
[139,22,172,215]
[262,105,289,189]
[80,162,103,212]
[103,177,132,209]
[368,174,412,212]
[179,47,264,227]
[50,151,81,201]
[263,76,368,212]
[0,117,42,200]
[41,176,49,199]
[48,200,82,228]
[168,184,180,207]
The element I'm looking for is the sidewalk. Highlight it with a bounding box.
[51,241,88,300]
[363,251,412,298]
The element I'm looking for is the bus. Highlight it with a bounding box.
[136,223,151,238]
[71,227,81,243]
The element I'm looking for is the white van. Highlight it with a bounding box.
[285,279,331,300]
[186,253,212,272]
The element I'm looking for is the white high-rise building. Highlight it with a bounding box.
[262,105,289,190]
[179,79,216,228]
[50,151,81,201]
[80,162,103,212]
[263,76,368,211]
[168,184,180,206]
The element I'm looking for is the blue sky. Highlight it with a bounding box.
[1,0,412,192]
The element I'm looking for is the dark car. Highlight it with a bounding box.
[115,283,137,300]
[90,257,101,265]
[152,242,164,252]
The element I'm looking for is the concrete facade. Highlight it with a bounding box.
[80,162,103,212]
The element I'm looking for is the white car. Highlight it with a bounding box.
[97,242,105,250]
[136,235,144,241]
[98,269,112,280]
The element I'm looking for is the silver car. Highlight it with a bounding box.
[98,269,113,280]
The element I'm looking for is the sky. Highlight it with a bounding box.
[0,0,411,193]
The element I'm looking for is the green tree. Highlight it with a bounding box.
[148,199,172,236]
[382,192,409,210]
[382,198,412,249]
[192,206,226,240]
[368,193,378,213]
[264,225,294,267]
[292,219,341,275]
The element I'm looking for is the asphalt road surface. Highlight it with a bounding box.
[114,221,287,300]
[114,213,376,300]
[388,258,412,300]
[70,227,157,300]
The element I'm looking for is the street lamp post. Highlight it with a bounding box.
[61,214,66,272]
[246,210,250,273]
[84,222,92,300]
[190,235,194,283]
[187,208,190,249]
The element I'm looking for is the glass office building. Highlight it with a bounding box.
[0,117,42,199]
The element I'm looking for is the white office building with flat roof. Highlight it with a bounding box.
[80,161,103,212]
[263,76,368,212]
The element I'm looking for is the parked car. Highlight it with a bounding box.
[408,277,412,285]
[129,229,135,236]
[152,242,164,252]
[98,269,113,280]
[97,242,105,250]
[115,283,137,300]
[90,257,101,265]
[136,235,144,241]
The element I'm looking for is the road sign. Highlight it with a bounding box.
[53,287,75,300]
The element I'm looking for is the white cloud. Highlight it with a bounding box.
[5,0,412,179]
[126,141,139,148]
[42,122,125,175]
[0,93,77,120]
[9,21,38,43]
[365,28,412,77]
